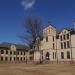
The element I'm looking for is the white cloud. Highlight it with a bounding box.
[21,0,36,10]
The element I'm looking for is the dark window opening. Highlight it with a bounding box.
[55,52,56,59]
[10,51,12,54]
[1,50,4,54]
[17,57,19,61]
[5,57,8,61]
[14,57,16,61]
[46,36,48,42]
[53,52,54,59]
[30,57,33,60]
[61,43,63,49]
[53,43,54,49]
[1,57,3,61]
[61,52,64,59]
[63,35,66,40]
[67,41,70,48]
[14,51,16,55]
[24,52,25,55]
[60,36,63,41]
[64,42,66,49]
[53,36,54,42]
[20,57,22,61]
[6,50,8,54]
[24,57,25,60]
[67,34,69,39]
[67,51,70,59]
[21,52,22,55]
[10,57,12,61]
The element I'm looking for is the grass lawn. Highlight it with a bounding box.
[0,63,75,75]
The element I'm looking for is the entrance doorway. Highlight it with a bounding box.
[46,52,50,60]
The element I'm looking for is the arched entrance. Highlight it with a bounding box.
[46,52,50,60]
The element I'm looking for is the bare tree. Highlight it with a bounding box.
[20,16,43,51]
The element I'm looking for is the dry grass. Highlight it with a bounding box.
[0,63,75,75]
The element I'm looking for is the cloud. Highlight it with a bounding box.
[21,0,36,10]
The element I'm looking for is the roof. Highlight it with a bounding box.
[43,23,56,30]
[57,28,75,34]
[56,28,75,39]
[0,42,28,51]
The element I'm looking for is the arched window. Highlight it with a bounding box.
[1,50,4,54]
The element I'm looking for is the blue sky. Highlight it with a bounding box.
[0,0,75,44]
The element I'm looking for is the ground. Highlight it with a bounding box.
[0,63,75,75]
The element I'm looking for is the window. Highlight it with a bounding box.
[14,57,16,61]
[55,52,56,59]
[18,52,19,55]
[24,52,25,55]
[61,52,64,59]
[10,51,12,54]
[53,36,54,42]
[64,42,66,49]
[24,57,25,60]
[46,36,48,42]
[17,57,19,61]
[30,57,33,60]
[53,43,54,49]
[20,57,22,61]
[67,41,70,48]
[61,43,63,49]
[53,52,54,59]
[63,35,66,40]
[21,52,22,55]
[1,57,3,61]
[1,50,4,54]
[5,57,8,61]
[67,34,69,39]
[67,51,70,59]
[14,51,16,55]
[6,50,8,54]
[60,36,63,41]
[10,57,12,61]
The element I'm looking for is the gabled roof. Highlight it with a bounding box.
[43,23,56,30]
[57,28,75,34]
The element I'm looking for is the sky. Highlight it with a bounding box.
[0,0,75,44]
